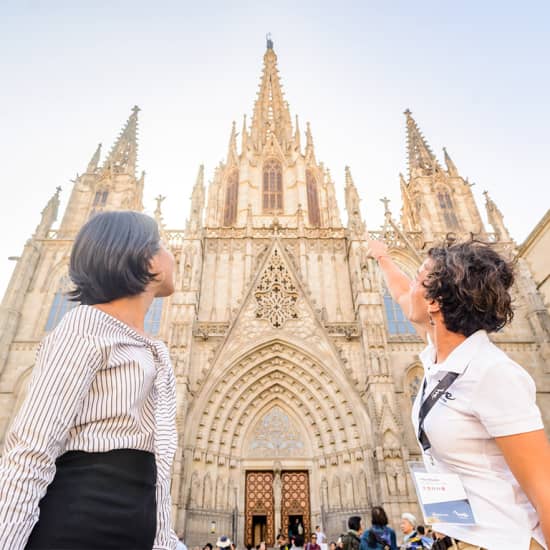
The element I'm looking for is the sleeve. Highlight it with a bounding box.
[391,529,398,550]
[471,359,544,437]
[0,326,102,550]
[152,476,178,550]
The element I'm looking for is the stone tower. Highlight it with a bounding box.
[0,41,549,547]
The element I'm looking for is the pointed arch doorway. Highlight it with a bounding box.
[243,406,313,546]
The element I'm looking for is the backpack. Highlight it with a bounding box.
[371,528,391,550]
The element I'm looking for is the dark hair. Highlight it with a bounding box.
[417,525,425,535]
[424,241,514,336]
[371,506,388,527]
[348,516,361,531]
[68,211,161,305]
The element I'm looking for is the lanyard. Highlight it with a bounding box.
[417,371,459,451]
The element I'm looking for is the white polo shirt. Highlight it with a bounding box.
[411,330,546,550]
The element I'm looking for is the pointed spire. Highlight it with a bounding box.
[187,164,205,235]
[34,186,61,238]
[483,190,512,242]
[404,109,440,176]
[227,121,238,164]
[443,147,459,177]
[250,39,293,150]
[241,114,248,152]
[294,115,301,153]
[344,166,364,234]
[305,122,315,162]
[154,194,166,230]
[102,106,140,177]
[86,143,102,173]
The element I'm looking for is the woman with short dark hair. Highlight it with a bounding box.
[360,506,397,550]
[368,238,550,550]
[0,211,178,549]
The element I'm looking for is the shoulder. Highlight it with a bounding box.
[468,337,535,387]
[53,305,111,339]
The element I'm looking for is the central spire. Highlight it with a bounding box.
[250,37,293,151]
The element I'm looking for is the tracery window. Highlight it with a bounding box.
[306,170,320,226]
[223,170,239,226]
[437,188,459,229]
[93,190,109,207]
[144,297,163,335]
[263,159,283,212]
[45,276,77,331]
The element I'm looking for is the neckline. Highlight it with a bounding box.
[83,305,157,345]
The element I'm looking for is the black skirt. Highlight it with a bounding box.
[25,449,157,550]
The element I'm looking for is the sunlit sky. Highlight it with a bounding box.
[1,1,549,297]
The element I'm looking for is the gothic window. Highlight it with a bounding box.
[383,284,416,335]
[144,297,163,335]
[93,190,109,207]
[223,170,239,226]
[306,170,320,226]
[437,188,459,229]
[263,159,283,212]
[45,276,77,331]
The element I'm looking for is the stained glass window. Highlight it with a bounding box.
[223,170,239,226]
[263,159,283,211]
[306,171,320,226]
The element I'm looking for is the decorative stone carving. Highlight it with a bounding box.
[249,406,305,457]
[255,248,298,328]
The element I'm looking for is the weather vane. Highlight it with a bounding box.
[266,32,273,49]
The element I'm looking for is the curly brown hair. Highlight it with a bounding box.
[423,241,514,337]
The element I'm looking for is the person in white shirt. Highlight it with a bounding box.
[367,238,550,550]
[0,211,179,550]
[316,525,327,548]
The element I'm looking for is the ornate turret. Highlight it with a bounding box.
[345,166,364,235]
[443,147,459,177]
[101,105,139,177]
[404,109,441,177]
[187,165,205,236]
[250,37,293,151]
[34,187,61,239]
[483,190,512,242]
[86,143,102,173]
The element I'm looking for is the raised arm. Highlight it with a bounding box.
[365,237,428,341]
[0,322,102,550]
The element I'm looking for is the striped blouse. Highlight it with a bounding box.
[0,305,178,550]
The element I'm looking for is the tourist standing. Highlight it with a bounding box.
[368,238,550,549]
[0,211,178,549]
[360,506,397,550]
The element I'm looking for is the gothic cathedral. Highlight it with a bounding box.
[1,41,549,546]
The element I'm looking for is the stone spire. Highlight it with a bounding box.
[294,115,301,153]
[102,105,140,176]
[483,190,512,242]
[227,121,238,165]
[241,114,248,152]
[404,109,440,176]
[305,122,315,162]
[34,186,61,239]
[86,143,102,173]
[443,146,459,177]
[187,165,205,235]
[250,38,293,150]
[344,166,364,235]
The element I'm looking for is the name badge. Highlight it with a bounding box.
[408,462,476,525]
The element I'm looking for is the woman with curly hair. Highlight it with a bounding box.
[367,239,550,550]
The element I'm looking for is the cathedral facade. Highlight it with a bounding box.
[1,42,549,546]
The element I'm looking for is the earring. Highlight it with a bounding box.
[428,313,435,326]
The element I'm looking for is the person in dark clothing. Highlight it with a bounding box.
[342,516,362,550]
[360,506,397,550]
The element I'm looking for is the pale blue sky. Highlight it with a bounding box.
[1,1,549,295]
